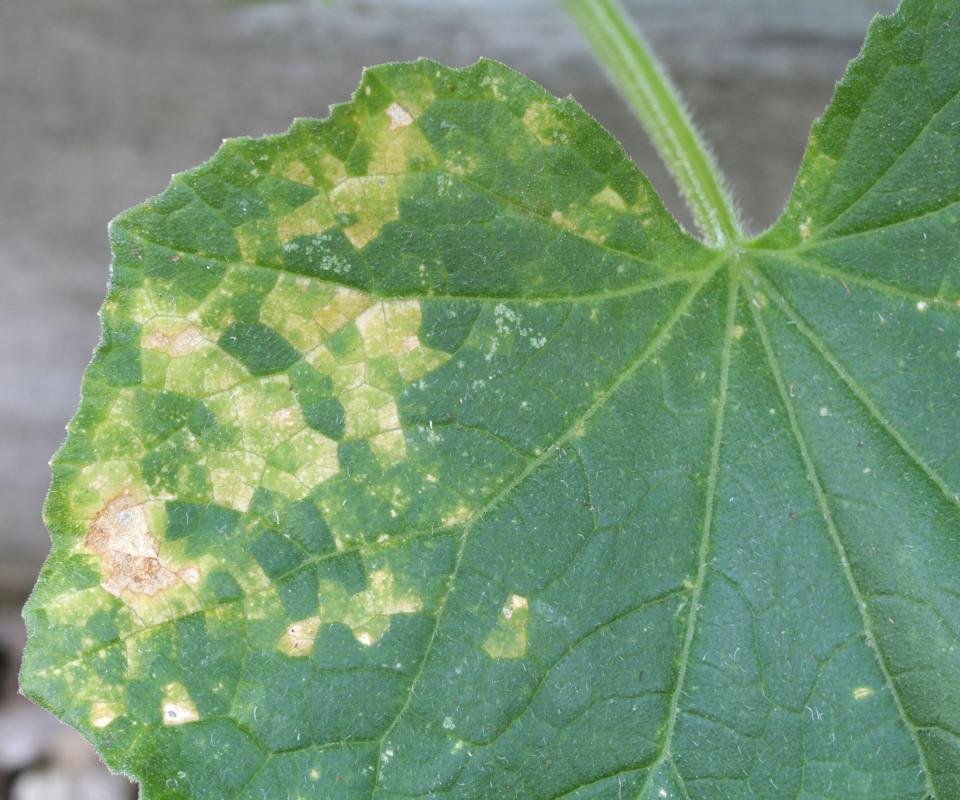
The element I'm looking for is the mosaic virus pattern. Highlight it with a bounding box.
[21,11,960,798]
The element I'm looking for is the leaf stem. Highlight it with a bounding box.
[563,0,743,248]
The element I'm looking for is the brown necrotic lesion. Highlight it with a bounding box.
[85,492,201,601]
[85,493,180,597]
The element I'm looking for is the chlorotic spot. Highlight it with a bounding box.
[90,701,121,729]
[142,324,207,357]
[591,186,627,211]
[482,594,529,659]
[386,102,414,129]
[161,683,200,726]
[278,569,422,655]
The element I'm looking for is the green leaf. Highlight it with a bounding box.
[21,2,960,796]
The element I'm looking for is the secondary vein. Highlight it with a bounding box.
[751,267,960,509]
[747,281,937,799]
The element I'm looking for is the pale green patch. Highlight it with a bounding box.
[551,183,650,245]
[208,450,266,512]
[329,175,401,249]
[44,586,118,629]
[591,185,628,211]
[522,99,568,146]
[162,339,248,396]
[482,594,529,660]
[279,159,316,186]
[276,193,337,242]
[316,286,374,335]
[440,503,471,528]
[261,277,339,351]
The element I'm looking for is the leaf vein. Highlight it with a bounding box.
[746,281,937,799]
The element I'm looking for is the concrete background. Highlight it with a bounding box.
[0,0,895,795]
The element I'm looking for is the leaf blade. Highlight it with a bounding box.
[21,4,960,796]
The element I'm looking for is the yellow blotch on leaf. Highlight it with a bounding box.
[317,287,374,336]
[281,159,315,186]
[278,617,323,657]
[266,287,449,470]
[276,193,336,243]
[91,701,122,729]
[550,209,606,246]
[208,450,264,513]
[278,569,421,656]
[359,299,448,378]
[367,101,434,175]
[591,186,627,211]
[320,152,347,186]
[261,280,371,352]
[522,100,567,146]
[46,585,124,630]
[142,322,208,357]
[343,299,447,465]
[355,301,423,360]
[161,682,200,726]
[330,175,400,249]
[293,429,341,485]
[483,594,529,660]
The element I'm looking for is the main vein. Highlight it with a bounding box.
[632,268,737,800]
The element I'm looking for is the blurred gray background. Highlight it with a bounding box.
[0,0,896,796]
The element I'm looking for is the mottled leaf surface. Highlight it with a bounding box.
[22,2,960,797]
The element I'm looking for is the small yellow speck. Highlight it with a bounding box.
[853,686,874,700]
